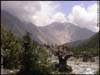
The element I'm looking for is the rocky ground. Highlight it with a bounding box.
[67,61,99,74]
[50,56,99,74]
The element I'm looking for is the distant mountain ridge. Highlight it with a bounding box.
[65,31,99,48]
[1,10,46,44]
[39,22,95,45]
[1,9,96,45]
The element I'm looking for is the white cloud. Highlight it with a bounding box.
[1,1,99,32]
[1,1,59,26]
[32,1,59,26]
[51,12,67,23]
[68,3,99,32]
[1,1,40,23]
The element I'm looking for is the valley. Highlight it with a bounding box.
[1,1,99,74]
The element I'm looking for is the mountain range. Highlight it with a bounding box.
[1,10,96,45]
[65,31,99,48]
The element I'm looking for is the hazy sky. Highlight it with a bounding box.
[1,1,99,32]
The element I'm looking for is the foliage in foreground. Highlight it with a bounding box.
[18,32,52,74]
[1,26,52,74]
[1,27,21,69]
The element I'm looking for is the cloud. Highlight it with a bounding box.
[1,1,40,23]
[68,3,98,32]
[1,1,59,26]
[51,12,67,23]
[32,1,59,26]
[1,1,99,32]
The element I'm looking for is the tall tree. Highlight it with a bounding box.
[19,32,35,74]
[19,32,52,74]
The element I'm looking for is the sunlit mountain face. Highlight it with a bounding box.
[39,22,95,45]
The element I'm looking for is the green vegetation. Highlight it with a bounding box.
[1,26,52,74]
[18,32,52,74]
[1,26,21,69]
[70,47,99,57]
[66,32,99,58]
[1,25,99,74]
[85,32,99,48]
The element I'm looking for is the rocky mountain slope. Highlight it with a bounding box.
[1,10,47,44]
[40,22,95,45]
[1,10,96,45]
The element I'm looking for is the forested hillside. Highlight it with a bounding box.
[65,32,99,57]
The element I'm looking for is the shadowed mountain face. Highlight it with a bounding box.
[65,31,99,48]
[82,31,99,48]
[1,10,47,44]
[1,10,96,45]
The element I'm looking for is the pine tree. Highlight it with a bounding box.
[19,32,34,73]
[19,32,52,74]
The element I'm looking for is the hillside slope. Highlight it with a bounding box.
[1,10,96,45]
[65,31,99,48]
[39,22,95,45]
[1,10,48,44]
